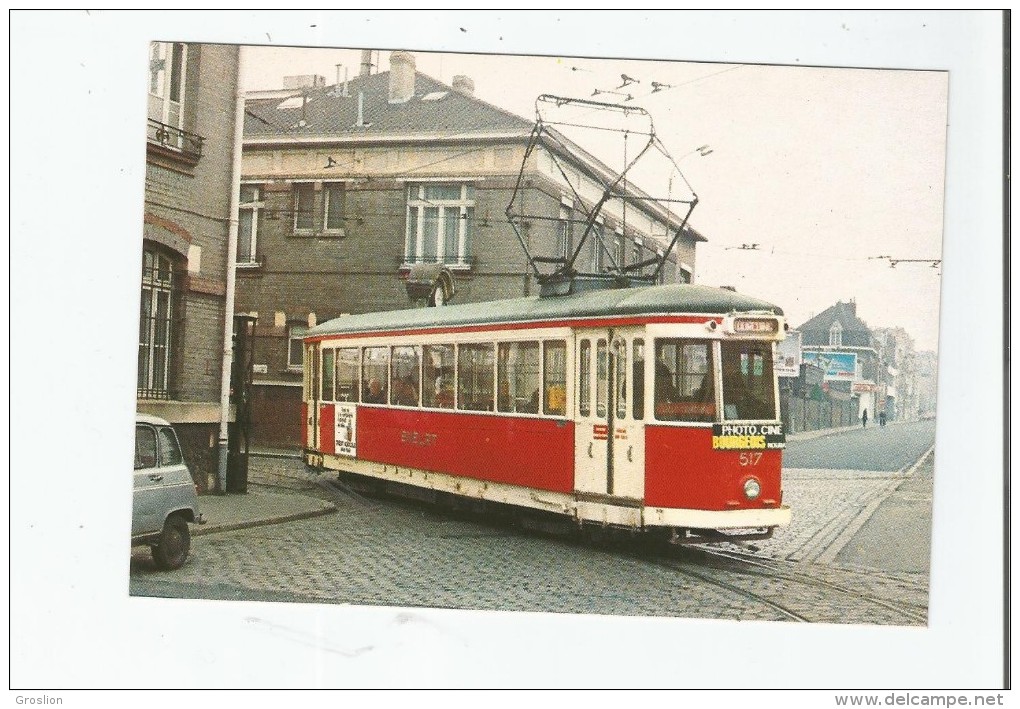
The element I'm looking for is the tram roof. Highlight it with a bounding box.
[307,284,783,338]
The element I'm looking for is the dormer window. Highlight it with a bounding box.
[829,321,843,347]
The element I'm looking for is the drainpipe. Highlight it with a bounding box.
[217,45,246,494]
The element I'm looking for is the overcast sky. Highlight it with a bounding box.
[242,45,948,351]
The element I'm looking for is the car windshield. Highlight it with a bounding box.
[157,427,184,466]
[135,425,157,469]
[721,342,776,421]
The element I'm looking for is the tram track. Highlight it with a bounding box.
[651,545,928,625]
[658,560,813,623]
[300,464,930,625]
[706,545,929,609]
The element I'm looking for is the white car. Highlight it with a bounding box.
[133,414,203,569]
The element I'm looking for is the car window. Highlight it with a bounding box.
[157,427,184,466]
[135,425,157,469]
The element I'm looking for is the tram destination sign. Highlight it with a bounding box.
[732,317,779,334]
[712,423,786,450]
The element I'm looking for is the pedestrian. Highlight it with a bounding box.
[862,409,868,428]
[364,377,386,404]
[879,411,886,427]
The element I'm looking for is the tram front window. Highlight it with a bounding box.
[653,339,714,423]
[721,342,776,421]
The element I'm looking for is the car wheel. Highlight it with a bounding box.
[152,515,191,570]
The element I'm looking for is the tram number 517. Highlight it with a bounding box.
[739,452,763,467]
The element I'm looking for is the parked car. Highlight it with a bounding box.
[133,414,203,569]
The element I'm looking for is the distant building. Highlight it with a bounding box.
[236,51,706,447]
[914,349,939,420]
[797,300,879,422]
[137,42,242,489]
[873,326,919,422]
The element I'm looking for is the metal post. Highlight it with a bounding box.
[217,45,246,494]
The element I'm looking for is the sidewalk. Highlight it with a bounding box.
[194,466,335,537]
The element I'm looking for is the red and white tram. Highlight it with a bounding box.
[302,283,791,542]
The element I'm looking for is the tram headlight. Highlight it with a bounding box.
[743,478,762,500]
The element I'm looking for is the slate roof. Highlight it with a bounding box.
[798,301,873,348]
[243,68,707,242]
[307,283,783,338]
[244,70,534,141]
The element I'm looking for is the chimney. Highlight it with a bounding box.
[452,75,475,96]
[389,51,416,104]
[360,49,374,77]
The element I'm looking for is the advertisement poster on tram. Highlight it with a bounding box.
[335,403,357,457]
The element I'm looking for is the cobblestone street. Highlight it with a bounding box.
[131,449,931,623]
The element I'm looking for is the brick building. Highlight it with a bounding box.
[137,42,242,489]
[236,51,706,447]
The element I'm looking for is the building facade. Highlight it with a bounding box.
[237,51,706,447]
[796,300,880,424]
[138,42,241,489]
[913,349,938,420]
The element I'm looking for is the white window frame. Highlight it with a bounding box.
[322,182,346,235]
[632,237,644,275]
[292,182,316,234]
[237,184,264,266]
[288,324,308,370]
[590,218,605,273]
[404,183,475,268]
[614,228,626,269]
[557,199,572,260]
[148,42,187,135]
[829,321,843,347]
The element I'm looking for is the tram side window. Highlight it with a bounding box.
[595,339,608,418]
[320,349,335,401]
[578,340,591,417]
[362,347,389,404]
[544,340,567,416]
[497,342,540,414]
[654,339,715,422]
[721,342,776,421]
[423,344,455,409]
[458,343,495,411]
[336,348,360,402]
[391,346,421,407]
[614,339,627,420]
[633,339,645,420]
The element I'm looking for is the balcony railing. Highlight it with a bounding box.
[147,119,204,162]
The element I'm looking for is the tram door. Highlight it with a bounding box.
[573,328,645,500]
[305,343,319,449]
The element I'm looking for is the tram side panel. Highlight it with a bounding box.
[354,407,575,493]
[317,403,335,455]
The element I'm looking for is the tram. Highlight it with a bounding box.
[301,94,791,542]
[302,283,790,542]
